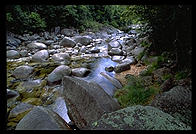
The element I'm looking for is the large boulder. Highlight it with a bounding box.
[150,86,192,126]
[74,36,92,46]
[62,76,120,129]
[89,105,191,130]
[47,65,71,83]
[59,36,76,47]
[31,50,49,62]
[71,67,90,77]
[27,42,47,50]
[7,50,20,59]
[15,106,71,130]
[12,65,34,79]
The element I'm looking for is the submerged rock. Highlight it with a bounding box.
[62,76,120,129]
[15,106,71,130]
[89,105,191,130]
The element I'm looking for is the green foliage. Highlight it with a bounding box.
[6,5,128,34]
[122,5,192,70]
[175,71,188,80]
[114,76,159,107]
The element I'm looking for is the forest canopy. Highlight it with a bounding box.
[6,5,192,70]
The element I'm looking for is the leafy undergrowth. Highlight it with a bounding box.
[114,75,159,108]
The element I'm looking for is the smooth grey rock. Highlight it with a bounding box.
[100,72,122,89]
[108,48,123,56]
[90,47,100,53]
[89,105,191,130]
[13,65,34,79]
[114,62,130,73]
[6,35,21,47]
[32,50,49,62]
[52,53,70,65]
[71,67,90,77]
[111,56,125,62]
[19,50,28,57]
[62,76,120,129]
[7,50,20,59]
[47,65,71,83]
[74,36,92,46]
[59,36,76,47]
[27,42,47,50]
[120,56,136,65]
[108,40,121,50]
[15,106,71,130]
[9,102,34,119]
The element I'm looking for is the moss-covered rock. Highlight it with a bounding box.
[89,105,191,130]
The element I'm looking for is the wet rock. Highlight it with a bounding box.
[105,66,114,72]
[111,56,125,62]
[62,76,120,129]
[31,50,49,62]
[27,42,47,50]
[47,97,71,123]
[7,89,19,100]
[108,48,123,56]
[47,65,71,83]
[89,105,190,130]
[74,36,92,46]
[54,26,61,35]
[120,56,136,65]
[43,40,55,46]
[125,38,136,46]
[15,106,71,130]
[71,67,90,77]
[13,65,34,79]
[90,47,100,53]
[80,46,87,53]
[114,62,130,73]
[59,36,76,47]
[51,53,70,65]
[108,40,122,50]
[100,72,122,89]
[150,86,192,126]
[19,50,28,57]
[7,50,20,59]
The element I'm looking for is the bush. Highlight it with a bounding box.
[114,76,159,107]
